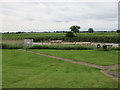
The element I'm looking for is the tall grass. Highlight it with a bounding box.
[1,43,23,49]
[28,44,93,50]
[1,43,120,50]
[1,43,93,50]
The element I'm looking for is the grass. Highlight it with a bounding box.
[2,32,118,39]
[2,32,119,43]
[110,69,120,72]
[1,40,23,45]
[2,33,64,40]
[28,44,93,50]
[1,40,24,49]
[2,49,119,88]
[1,42,94,50]
[31,49,119,66]
[2,42,119,50]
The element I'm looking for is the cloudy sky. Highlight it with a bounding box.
[0,0,119,32]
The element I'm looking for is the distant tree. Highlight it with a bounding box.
[88,28,94,33]
[66,31,75,37]
[4,32,9,34]
[69,25,81,33]
[116,30,120,33]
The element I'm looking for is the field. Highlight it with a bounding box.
[2,49,119,88]
[1,32,120,88]
[2,32,118,39]
[1,32,119,43]
[31,49,119,66]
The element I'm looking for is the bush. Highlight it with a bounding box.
[116,30,120,33]
[102,45,108,51]
[88,28,94,33]
[1,43,93,50]
[1,43,23,49]
[28,45,93,50]
[66,31,75,37]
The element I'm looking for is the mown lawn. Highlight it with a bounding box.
[31,49,119,66]
[2,49,119,88]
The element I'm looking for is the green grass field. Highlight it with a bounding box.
[31,49,119,66]
[2,32,118,39]
[2,49,119,88]
[2,32,119,43]
[2,33,64,40]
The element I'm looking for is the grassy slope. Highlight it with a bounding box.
[31,50,119,66]
[2,50,118,88]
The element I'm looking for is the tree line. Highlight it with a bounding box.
[66,25,119,37]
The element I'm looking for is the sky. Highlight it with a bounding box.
[0,0,119,32]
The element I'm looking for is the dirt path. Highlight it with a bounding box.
[19,49,120,82]
[20,49,104,69]
[102,65,120,82]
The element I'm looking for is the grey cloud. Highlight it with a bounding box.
[1,2,118,32]
[56,16,85,22]
[25,18,35,21]
[54,4,117,23]
[87,12,117,21]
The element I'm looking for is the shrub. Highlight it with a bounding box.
[102,45,108,51]
[116,30,120,33]
[88,28,94,33]
[66,31,75,37]
[28,45,93,50]
[1,43,23,49]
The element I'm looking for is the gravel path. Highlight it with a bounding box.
[20,49,104,69]
[102,65,120,81]
[19,49,120,82]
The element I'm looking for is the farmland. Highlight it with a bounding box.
[2,49,119,88]
[1,32,119,43]
[1,32,120,88]
[1,1,119,88]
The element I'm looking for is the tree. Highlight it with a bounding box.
[88,28,94,33]
[116,30,120,33]
[66,31,75,37]
[69,25,81,33]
